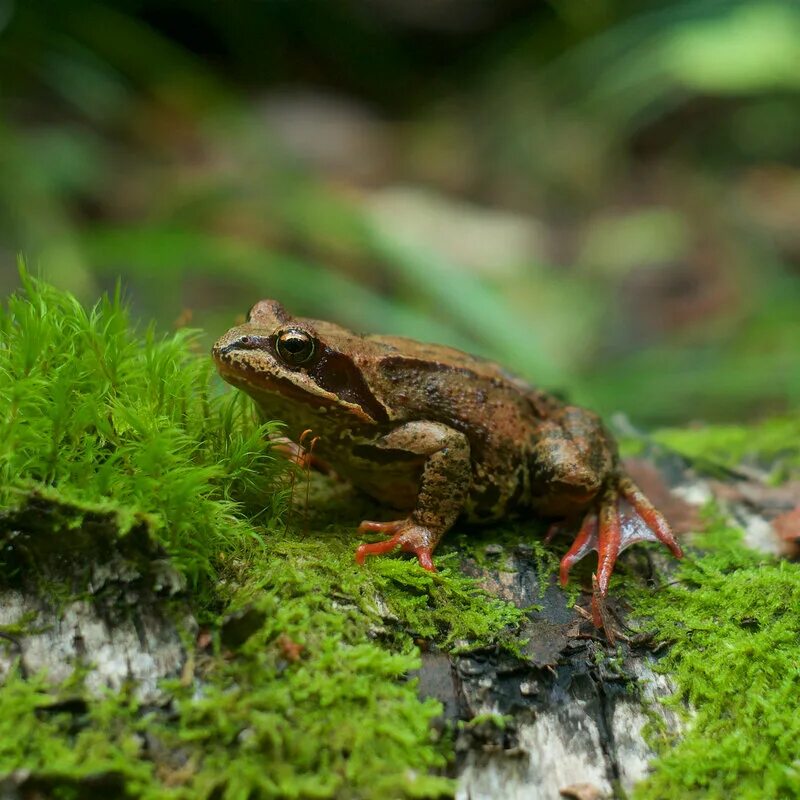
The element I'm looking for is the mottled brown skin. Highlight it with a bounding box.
[213,299,683,630]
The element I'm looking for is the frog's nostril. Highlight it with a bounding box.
[215,341,238,357]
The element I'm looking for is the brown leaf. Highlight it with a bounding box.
[276,633,304,662]
[560,782,607,800]
[773,506,800,559]
[711,479,800,516]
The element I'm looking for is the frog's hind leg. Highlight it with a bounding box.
[559,479,683,628]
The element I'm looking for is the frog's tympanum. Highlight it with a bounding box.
[213,300,682,629]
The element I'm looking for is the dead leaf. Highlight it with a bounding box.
[773,506,800,558]
[560,782,607,800]
[711,479,800,516]
[276,634,304,662]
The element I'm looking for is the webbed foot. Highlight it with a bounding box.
[354,519,437,572]
[558,476,683,629]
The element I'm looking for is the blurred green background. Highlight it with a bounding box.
[1,0,798,425]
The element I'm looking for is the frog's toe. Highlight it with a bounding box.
[409,543,436,571]
[354,520,404,564]
[558,513,599,585]
[619,477,683,558]
[594,490,623,627]
[557,490,623,629]
[355,519,437,572]
[355,536,401,564]
[357,519,404,536]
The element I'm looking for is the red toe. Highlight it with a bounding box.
[559,513,598,586]
[412,547,436,572]
[355,534,405,564]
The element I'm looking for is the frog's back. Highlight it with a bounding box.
[369,334,531,389]
[368,334,540,430]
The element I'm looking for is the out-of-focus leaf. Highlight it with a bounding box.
[80,224,487,350]
[578,208,690,276]
[662,3,800,93]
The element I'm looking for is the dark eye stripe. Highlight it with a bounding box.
[232,334,271,350]
[309,348,388,423]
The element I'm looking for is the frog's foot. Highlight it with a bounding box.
[270,437,332,473]
[558,477,683,629]
[354,519,437,572]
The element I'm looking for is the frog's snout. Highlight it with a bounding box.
[212,332,266,361]
[211,338,236,365]
[212,340,234,358]
[211,335,245,369]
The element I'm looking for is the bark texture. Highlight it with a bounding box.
[415,544,682,800]
[0,494,193,704]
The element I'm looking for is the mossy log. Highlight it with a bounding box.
[1,483,685,800]
[5,446,794,800]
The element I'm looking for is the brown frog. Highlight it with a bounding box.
[212,300,682,628]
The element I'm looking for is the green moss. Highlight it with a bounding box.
[160,558,455,799]
[445,522,574,611]
[0,671,154,793]
[0,265,286,588]
[628,508,800,800]
[0,269,526,798]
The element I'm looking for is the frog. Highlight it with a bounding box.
[212,299,683,629]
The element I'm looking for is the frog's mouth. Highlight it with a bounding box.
[215,357,331,405]
[214,354,376,424]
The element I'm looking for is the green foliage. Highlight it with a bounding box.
[628,513,800,799]
[3,0,800,425]
[662,3,800,94]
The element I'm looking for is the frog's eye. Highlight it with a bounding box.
[276,329,315,366]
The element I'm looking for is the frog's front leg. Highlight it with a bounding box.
[354,421,470,572]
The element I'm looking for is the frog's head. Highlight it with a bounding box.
[212,299,388,425]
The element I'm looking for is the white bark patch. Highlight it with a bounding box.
[455,656,679,800]
[0,590,194,703]
[457,703,611,799]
